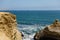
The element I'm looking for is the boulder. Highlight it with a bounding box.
[0,12,22,40]
[34,19,60,40]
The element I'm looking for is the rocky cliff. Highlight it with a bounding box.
[0,12,22,40]
[34,19,60,40]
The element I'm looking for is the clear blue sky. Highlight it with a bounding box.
[0,0,60,10]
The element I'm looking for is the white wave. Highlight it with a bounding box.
[22,33,35,40]
[17,24,46,40]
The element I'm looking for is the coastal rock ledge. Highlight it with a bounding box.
[34,19,60,40]
[0,12,22,40]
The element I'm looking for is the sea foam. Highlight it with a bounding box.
[17,24,46,40]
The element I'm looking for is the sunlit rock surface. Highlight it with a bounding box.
[34,19,60,40]
[0,12,22,40]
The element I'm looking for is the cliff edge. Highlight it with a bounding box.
[34,19,60,40]
[0,12,22,40]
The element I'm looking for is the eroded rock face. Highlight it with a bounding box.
[0,12,22,40]
[34,19,60,40]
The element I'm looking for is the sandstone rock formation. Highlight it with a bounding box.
[0,12,22,40]
[34,19,60,40]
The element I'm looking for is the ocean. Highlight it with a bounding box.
[0,10,60,40]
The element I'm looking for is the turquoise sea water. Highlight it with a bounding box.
[11,10,60,25]
[0,10,60,40]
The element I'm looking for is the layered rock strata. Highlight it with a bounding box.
[0,12,22,40]
[34,19,60,40]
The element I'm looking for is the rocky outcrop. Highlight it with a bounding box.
[0,12,22,40]
[34,19,60,40]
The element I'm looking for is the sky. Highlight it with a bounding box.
[0,0,60,10]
